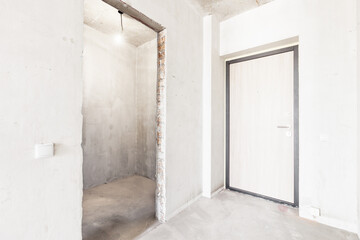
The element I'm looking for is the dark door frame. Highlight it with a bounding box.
[225,46,299,207]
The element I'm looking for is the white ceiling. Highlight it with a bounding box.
[191,0,274,20]
[84,0,274,46]
[84,0,157,47]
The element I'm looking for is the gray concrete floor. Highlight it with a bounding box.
[82,176,157,240]
[138,190,359,240]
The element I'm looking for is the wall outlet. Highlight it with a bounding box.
[35,143,54,159]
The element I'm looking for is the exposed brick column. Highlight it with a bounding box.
[156,29,167,223]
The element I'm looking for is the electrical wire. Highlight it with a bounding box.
[118,10,124,32]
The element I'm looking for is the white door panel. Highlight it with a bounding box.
[229,51,294,203]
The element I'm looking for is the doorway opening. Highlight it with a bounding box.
[226,46,299,207]
[82,0,166,239]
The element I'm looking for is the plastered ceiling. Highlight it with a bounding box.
[192,0,274,20]
[84,0,157,47]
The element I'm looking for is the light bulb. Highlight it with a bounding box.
[114,34,124,44]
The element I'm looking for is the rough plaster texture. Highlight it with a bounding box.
[82,176,156,240]
[122,0,204,220]
[84,0,157,47]
[0,0,83,239]
[136,39,157,180]
[83,25,157,189]
[0,1,202,236]
[155,30,167,222]
[138,190,358,240]
[192,0,274,20]
[82,25,137,189]
[220,0,359,232]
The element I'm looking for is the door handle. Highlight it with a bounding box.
[277,125,291,129]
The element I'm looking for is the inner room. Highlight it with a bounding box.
[82,0,158,239]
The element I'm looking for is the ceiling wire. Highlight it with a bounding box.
[118,10,124,32]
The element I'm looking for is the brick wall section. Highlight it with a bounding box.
[156,29,167,223]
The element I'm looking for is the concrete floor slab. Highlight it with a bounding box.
[82,176,157,240]
[138,190,358,240]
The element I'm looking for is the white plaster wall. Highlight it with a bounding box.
[357,0,360,236]
[203,15,224,198]
[220,0,359,232]
[202,16,212,198]
[299,1,358,232]
[210,15,225,194]
[123,0,204,219]
[136,39,157,180]
[0,1,83,239]
[220,0,300,57]
[82,25,137,189]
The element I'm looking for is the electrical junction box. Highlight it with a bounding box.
[35,143,54,159]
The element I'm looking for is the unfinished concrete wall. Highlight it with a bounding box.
[82,25,137,189]
[135,39,157,180]
[122,0,204,219]
[0,1,83,239]
[0,0,202,238]
[220,0,358,233]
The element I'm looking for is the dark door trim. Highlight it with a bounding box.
[225,46,299,207]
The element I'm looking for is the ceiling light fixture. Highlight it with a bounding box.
[118,10,124,32]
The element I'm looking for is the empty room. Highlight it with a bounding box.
[1,0,360,240]
[82,0,158,239]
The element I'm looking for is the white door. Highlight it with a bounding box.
[228,48,297,205]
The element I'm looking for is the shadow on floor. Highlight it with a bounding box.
[82,176,157,240]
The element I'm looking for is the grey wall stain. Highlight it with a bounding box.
[82,25,157,189]
[135,39,157,180]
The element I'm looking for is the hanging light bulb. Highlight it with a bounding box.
[114,10,124,45]
[113,10,124,44]
[114,34,123,44]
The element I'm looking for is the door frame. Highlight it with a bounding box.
[86,0,168,223]
[225,46,299,207]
